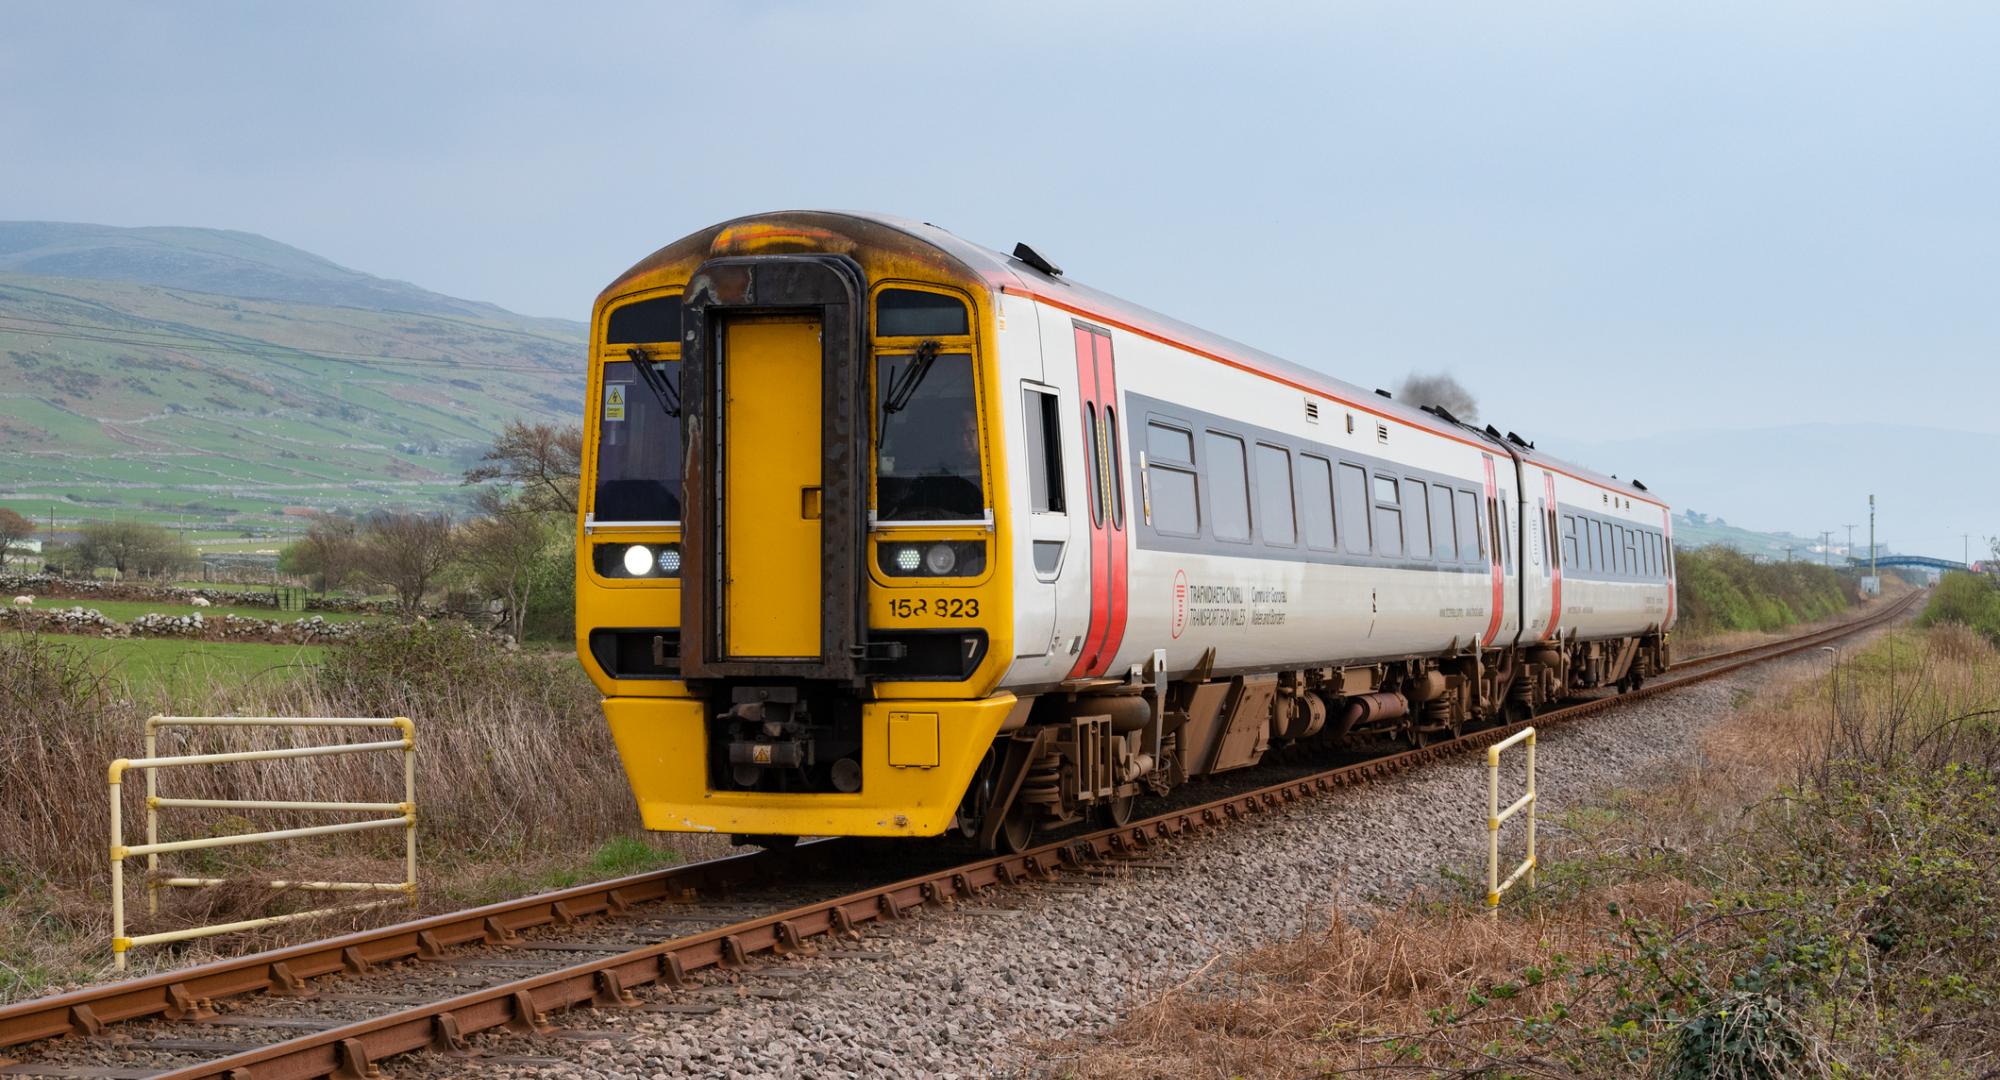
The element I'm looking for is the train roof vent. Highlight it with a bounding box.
[1376,422,1390,444]
[1304,400,1320,422]
[1011,242,1063,277]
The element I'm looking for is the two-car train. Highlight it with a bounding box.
[573,211,1675,850]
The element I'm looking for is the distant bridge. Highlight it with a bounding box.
[1847,555,1972,573]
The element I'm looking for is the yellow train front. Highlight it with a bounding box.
[575,212,1024,843]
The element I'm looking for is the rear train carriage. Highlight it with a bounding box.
[575,211,1675,850]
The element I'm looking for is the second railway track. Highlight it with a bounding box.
[0,591,1921,1080]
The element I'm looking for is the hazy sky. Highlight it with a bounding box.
[4,2,1997,454]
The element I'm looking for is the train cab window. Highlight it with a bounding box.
[1205,432,1252,541]
[1298,455,1336,552]
[1455,490,1481,564]
[876,289,969,337]
[1022,387,1065,514]
[1255,444,1296,546]
[1146,420,1199,537]
[604,295,682,344]
[1404,479,1432,561]
[593,358,684,522]
[875,351,983,520]
[1372,474,1404,557]
[1337,463,1372,555]
[1430,484,1457,561]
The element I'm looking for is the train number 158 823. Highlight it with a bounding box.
[887,597,980,620]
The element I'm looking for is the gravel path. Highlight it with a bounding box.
[406,641,1885,1080]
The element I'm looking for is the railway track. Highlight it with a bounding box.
[0,591,1921,1079]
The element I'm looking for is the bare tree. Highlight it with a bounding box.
[1397,372,1480,422]
[361,512,454,616]
[462,419,584,516]
[280,514,362,593]
[75,521,196,579]
[455,491,557,640]
[0,508,33,569]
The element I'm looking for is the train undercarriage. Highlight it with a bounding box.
[955,630,1670,852]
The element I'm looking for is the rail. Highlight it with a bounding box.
[108,716,417,970]
[1485,726,1536,916]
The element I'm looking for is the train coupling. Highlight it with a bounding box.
[724,688,816,786]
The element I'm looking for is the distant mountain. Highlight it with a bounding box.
[0,222,585,529]
[1545,423,1998,564]
[0,221,578,328]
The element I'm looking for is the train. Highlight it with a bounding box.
[573,211,1676,851]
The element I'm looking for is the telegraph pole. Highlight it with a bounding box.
[1869,495,1877,585]
[1822,530,1832,568]
[1843,524,1856,563]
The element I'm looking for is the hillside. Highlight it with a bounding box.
[0,222,585,530]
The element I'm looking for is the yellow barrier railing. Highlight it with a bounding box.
[1486,726,1536,917]
[109,716,416,970]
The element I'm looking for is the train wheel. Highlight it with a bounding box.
[995,810,1036,853]
[1097,793,1136,829]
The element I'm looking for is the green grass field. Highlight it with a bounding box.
[2,633,328,699]
[21,598,377,624]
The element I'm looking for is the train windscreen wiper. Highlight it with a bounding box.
[881,339,940,415]
[626,347,680,418]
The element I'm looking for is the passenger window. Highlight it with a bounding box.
[876,289,969,337]
[1205,432,1251,542]
[1022,387,1065,514]
[1626,531,1638,575]
[1255,444,1296,545]
[1404,479,1431,561]
[605,294,682,344]
[1372,473,1403,557]
[1430,481,1457,561]
[1338,463,1372,555]
[1455,489,1480,563]
[1148,421,1194,464]
[1145,420,1198,537]
[1562,515,1579,569]
[1299,455,1336,551]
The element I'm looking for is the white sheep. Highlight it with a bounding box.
[191,596,212,608]
[12,595,32,607]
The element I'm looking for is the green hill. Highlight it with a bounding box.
[0,222,584,532]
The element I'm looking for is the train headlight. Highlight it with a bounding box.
[878,540,986,577]
[657,544,682,576]
[622,544,655,576]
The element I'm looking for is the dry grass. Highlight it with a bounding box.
[0,626,729,1001]
[1053,622,2000,1079]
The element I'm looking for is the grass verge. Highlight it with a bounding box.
[0,626,725,1003]
[1052,622,2000,1078]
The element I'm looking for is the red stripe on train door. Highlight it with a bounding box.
[1067,324,1127,679]
[1663,507,1676,626]
[1480,455,1505,647]
[1541,472,1563,640]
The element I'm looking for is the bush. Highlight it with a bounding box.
[1917,571,2000,643]
[1675,546,1856,636]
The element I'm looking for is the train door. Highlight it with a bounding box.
[721,316,824,659]
[1017,381,1066,658]
[1067,323,1128,679]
